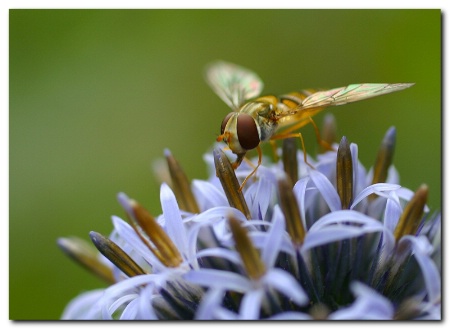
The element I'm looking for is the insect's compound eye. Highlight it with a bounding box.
[220,112,234,135]
[237,113,260,150]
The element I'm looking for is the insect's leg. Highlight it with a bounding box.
[270,132,314,169]
[308,116,334,152]
[269,140,279,162]
[239,145,262,192]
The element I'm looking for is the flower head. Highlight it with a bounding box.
[58,116,441,320]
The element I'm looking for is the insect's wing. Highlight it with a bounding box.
[205,61,264,111]
[298,83,414,109]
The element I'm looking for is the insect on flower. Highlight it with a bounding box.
[206,60,414,189]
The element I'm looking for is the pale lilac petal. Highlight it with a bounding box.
[396,187,430,212]
[328,282,394,320]
[119,298,139,319]
[308,210,383,232]
[61,289,104,320]
[195,289,226,320]
[399,236,441,303]
[192,179,228,211]
[111,215,164,271]
[184,269,251,293]
[245,176,273,220]
[196,248,241,265]
[160,183,188,254]
[137,283,157,320]
[263,268,308,306]
[261,205,285,267]
[383,191,402,232]
[293,177,309,228]
[350,183,401,209]
[267,311,313,320]
[308,168,341,212]
[239,289,264,319]
[105,294,138,319]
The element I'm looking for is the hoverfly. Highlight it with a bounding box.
[206,60,413,188]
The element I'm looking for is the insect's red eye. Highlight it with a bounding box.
[220,112,234,135]
[237,113,260,150]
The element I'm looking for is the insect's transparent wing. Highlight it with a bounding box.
[298,83,414,109]
[205,61,264,111]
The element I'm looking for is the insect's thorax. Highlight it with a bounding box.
[239,97,280,142]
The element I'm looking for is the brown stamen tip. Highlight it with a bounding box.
[228,216,266,280]
[164,149,200,213]
[89,231,147,278]
[57,236,116,284]
[321,113,337,152]
[213,148,251,219]
[282,138,299,184]
[371,126,396,187]
[127,197,183,268]
[393,184,429,242]
[336,136,353,209]
[278,173,305,246]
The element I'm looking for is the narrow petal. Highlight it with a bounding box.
[261,205,285,267]
[328,282,394,320]
[239,289,264,319]
[192,179,228,211]
[160,183,188,254]
[350,183,401,209]
[184,269,251,293]
[195,288,226,320]
[267,311,312,320]
[383,191,402,232]
[263,268,309,306]
[61,289,104,320]
[111,216,164,271]
[399,236,441,303]
[308,168,341,212]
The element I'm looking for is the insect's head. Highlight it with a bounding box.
[217,112,260,156]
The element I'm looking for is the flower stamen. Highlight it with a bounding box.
[89,231,147,277]
[228,216,266,280]
[370,127,396,201]
[57,236,116,284]
[278,173,305,246]
[164,149,200,213]
[393,184,429,242]
[121,195,183,267]
[282,138,298,184]
[336,136,353,209]
[213,148,251,219]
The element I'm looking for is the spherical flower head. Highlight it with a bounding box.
[58,119,441,320]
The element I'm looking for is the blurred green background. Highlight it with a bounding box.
[9,9,440,319]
